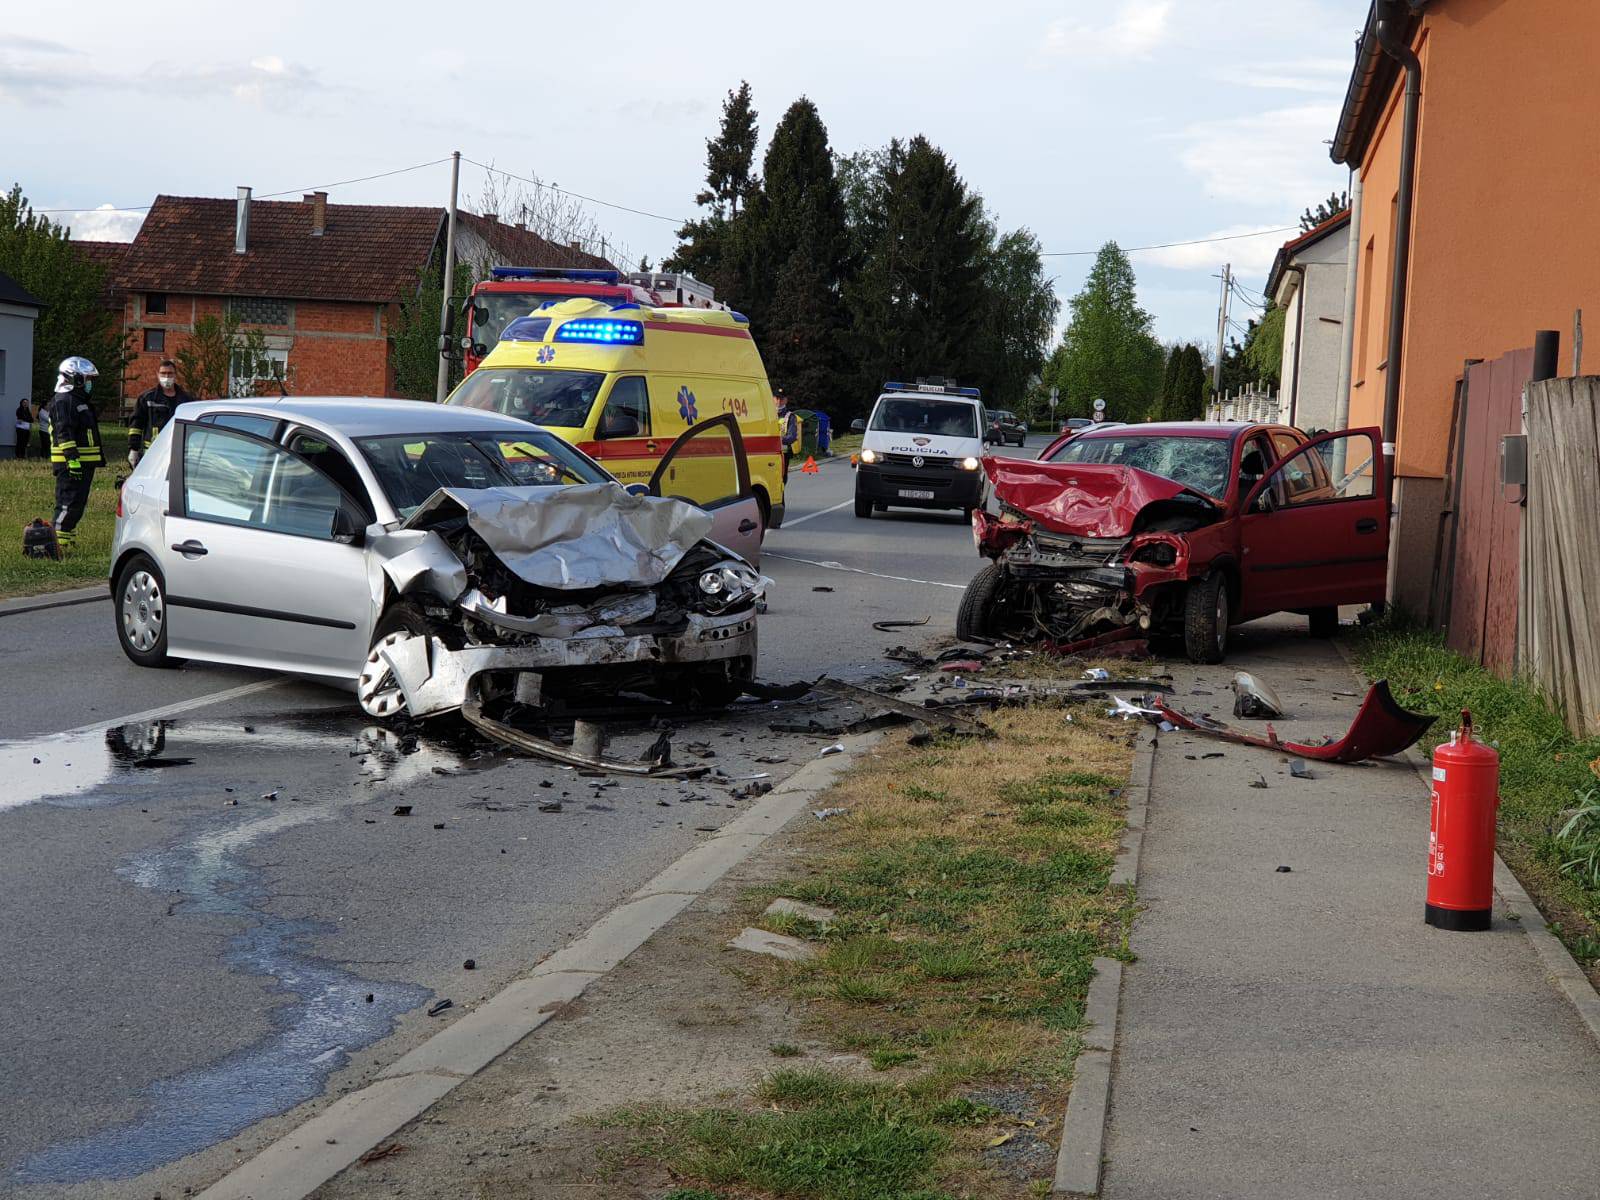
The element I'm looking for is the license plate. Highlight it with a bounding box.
[898,489,935,500]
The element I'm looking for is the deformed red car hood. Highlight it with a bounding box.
[986,459,1205,538]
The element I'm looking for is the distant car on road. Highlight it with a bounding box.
[109,399,767,717]
[962,420,1389,663]
[987,409,1027,447]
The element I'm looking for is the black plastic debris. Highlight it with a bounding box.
[427,999,453,1016]
[463,959,476,970]
[872,617,931,632]
[1249,775,1268,790]
[1276,865,1293,873]
[538,801,563,813]
[432,822,446,829]
[812,586,834,593]
[392,805,413,816]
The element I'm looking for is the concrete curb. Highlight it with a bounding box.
[1053,729,1153,1197]
[197,733,879,1200]
[0,584,106,617]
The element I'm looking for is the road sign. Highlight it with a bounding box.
[1049,387,1059,410]
[1093,397,1106,414]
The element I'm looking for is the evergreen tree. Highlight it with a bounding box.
[973,226,1058,412]
[665,82,760,288]
[744,98,851,396]
[0,184,129,403]
[1051,242,1164,422]
[1158,344,1183,419]
[1171,344,1207,420]
[1300,190,1350,231]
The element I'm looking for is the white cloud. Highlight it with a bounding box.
[1174,103,1342,208]
[1043,1,1173,62]
[1212,57,1351,94]
[1139,224,1291,276]
[56,204,145,242]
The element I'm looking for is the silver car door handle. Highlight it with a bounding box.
[171,540,208,557]
[738,518,759,533]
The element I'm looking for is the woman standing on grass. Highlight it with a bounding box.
[13,396,30,460]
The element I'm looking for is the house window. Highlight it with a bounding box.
[230,347,289,397]
[143,328,166,353]
[145,293,168,315]
[227,296,291,326]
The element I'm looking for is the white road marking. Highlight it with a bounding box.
[763,551,966,590]
[779,499,855,528]
[54,677,289,742]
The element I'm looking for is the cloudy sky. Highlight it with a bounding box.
[3,0,1361,349]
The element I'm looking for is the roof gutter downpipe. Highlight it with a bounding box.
[1375,0,1422,515]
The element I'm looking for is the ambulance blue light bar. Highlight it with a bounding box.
[553,318,644,345]
[500,316,551,342]
[883,381,981,397]
[490,267,622,284]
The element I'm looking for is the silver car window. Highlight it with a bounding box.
[183,426,346,540]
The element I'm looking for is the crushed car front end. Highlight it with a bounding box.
[962,458,1226,649]
[359,482,765,719]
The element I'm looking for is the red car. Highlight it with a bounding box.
[959,421,1389,662]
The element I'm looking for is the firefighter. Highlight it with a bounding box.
[47,356,103,554]
[127,358,190,467]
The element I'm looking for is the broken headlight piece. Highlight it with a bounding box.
[696,562,766,613]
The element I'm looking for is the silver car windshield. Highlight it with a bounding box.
[356,432,608,517]
[1047,435,1233,498]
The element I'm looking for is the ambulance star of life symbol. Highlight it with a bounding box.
[912,455,925,468]
[535,345,555,364]
[677,385,698,422]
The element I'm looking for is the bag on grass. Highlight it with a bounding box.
[22,518,61,561]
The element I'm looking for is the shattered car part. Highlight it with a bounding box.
[1155,680,1434,764]
[872,617,931,632]
[460,693,710,778]
[1231,671,1285,719]
[811,677,993,738]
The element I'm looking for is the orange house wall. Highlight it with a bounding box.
[1352,0,1600,478]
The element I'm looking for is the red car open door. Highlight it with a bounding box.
[648,413,763,564]
[1237,427,1388,617]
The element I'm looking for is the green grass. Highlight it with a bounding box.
[0,427,130,598]
[1357,623,1600,943]
[621,706,1137,1197]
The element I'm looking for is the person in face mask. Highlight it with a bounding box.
[47,356,103,554]
[128,358,192,467]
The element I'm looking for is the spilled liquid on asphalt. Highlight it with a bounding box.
[7,714,473,1185]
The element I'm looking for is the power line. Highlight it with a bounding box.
[462,156,687,225]
[1042,225,1298,258]
[31,156,454,215]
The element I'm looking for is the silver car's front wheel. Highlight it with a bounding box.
[358,631,416,719]
[122,569,164,652]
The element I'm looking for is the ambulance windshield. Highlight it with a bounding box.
[447,367,605,429]
[870,398,978,439]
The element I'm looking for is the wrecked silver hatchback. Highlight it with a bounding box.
[359,482,765,719]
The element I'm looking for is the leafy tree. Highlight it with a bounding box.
[1244,304,1286,388]
[972,226,1058,413]
[174,309,280,399]
[1300,190,1349,231]
[1048,242,1163,422]
[390,258,484,401]
[666,82,760,287]
[0,183,130,406]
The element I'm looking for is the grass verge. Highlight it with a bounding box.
[0,428,129,597]
[612,700,1137,1199]
[1356,623,1600,968]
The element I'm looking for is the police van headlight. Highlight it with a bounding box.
[860,448,878,464]
[960,456,980,470]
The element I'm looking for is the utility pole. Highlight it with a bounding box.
[435,150,461,404]
[1212,262,1232,395]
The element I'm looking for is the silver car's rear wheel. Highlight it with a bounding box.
[358,631,416,719]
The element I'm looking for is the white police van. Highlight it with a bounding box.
[850,381,991,519]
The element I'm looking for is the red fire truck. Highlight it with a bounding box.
[460,268,657,375]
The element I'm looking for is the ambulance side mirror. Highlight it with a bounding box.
[851,419,866,433]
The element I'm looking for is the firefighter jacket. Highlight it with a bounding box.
[47,386,104,468]
[128,385,191,452]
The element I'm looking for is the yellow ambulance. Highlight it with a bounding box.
[444,298,788,528]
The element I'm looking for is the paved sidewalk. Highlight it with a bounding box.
[1100,620,1600,1200]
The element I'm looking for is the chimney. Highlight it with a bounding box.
[304,191,327,237]
[235,186,251,255]
[569,240,580,252]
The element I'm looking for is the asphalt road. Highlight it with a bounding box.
[0,442,1035,1198]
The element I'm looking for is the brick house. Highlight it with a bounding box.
[112,190,444,405]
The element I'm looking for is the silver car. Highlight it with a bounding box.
[110,398,766,717]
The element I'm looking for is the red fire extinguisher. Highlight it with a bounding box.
[1426,710,1500,931]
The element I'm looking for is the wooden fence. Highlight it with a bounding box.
[1438,349,1529,675]
[1520,376,1600,738]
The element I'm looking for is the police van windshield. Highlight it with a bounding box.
[448,367,605,428]
[870,398,978,439]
